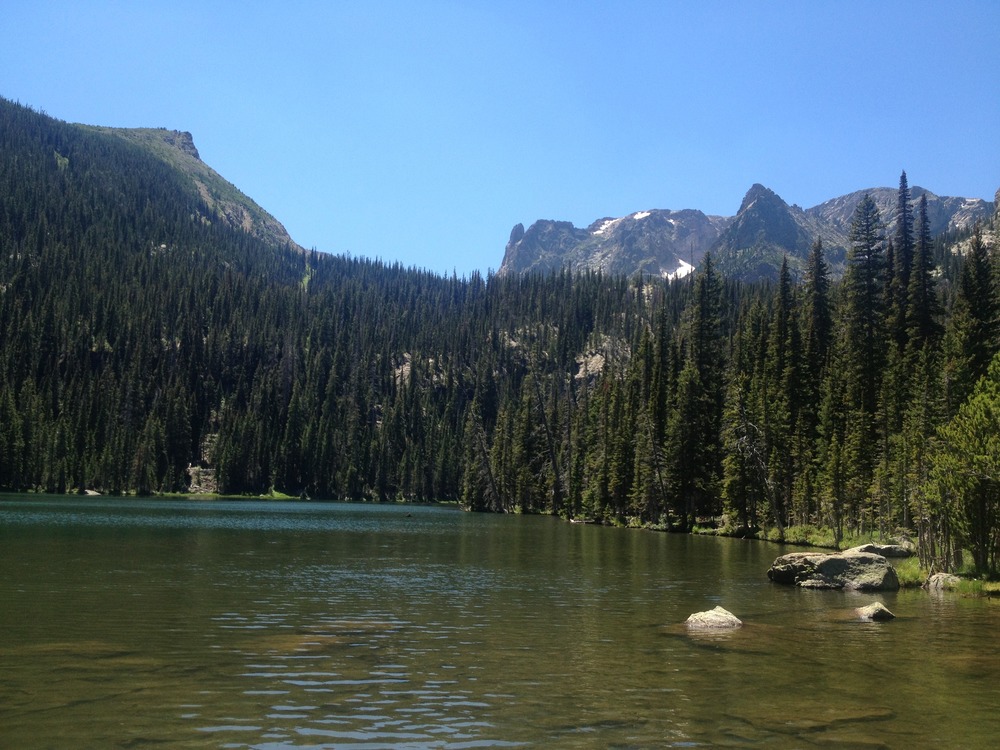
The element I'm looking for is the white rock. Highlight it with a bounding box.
[685,606,743,629]
[855,602,895,621]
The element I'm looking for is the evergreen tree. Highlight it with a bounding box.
[798,237,833,508]
[802,238,833,383]
[841,194,887,510]
[906,193,943,351]
[844,193,888,415]
[929,352,1000,575]
[721,370,768,533]
[889,171,915,350]
[665,255,725,529]
[904,345,946,568]
[959,224,999,386]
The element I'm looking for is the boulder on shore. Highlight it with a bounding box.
[685,606,743,629]
[767,551,900,591]
[844,542,912,558]
[924,572,961,591]
[855,602,895,621]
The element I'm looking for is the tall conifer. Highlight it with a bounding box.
[906,193,943,351]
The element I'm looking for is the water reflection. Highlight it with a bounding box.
[2,496,1000,748]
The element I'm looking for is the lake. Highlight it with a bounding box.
[1,496,998,748]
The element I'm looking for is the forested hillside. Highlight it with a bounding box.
[2,98,999,574]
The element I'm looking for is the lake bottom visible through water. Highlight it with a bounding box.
[2,496,999,748]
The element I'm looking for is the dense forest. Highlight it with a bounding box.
[2,98,999,574]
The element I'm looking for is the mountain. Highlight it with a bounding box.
[708,184,846,281]
[4,96,1000,562]
[82,125,301,252]
[805,186,992,240]
[0,95,664,502]
[501,209,728,280]
[500,183,995,281]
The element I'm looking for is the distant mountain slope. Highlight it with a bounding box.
[500,182,995,281]
[502,209,728,279]
[806,186,992,239]
[708,184,843,281]
[84,125,301,252]
[0,95,676,502]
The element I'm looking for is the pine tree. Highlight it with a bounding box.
[0,383,24,489]
[802,238,833,383]
[763,257,796,530]
[798,237,833,507]
[816,326,851,542]
[929,352,1000,575]
[904,345,946,567]
[844,194,887,412]
[665,255,725,529]
[889,171,915,350]
[905,193,943,351]
[960,224,999,386]
[722,370,768,533]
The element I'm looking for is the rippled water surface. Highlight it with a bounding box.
[2,496,999,748]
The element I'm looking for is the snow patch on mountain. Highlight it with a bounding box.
[593,218,622,236]
[665,260,695,280]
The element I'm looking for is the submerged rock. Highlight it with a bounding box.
[855,602,895,621]
[685,606,743,629]
[767,551,900,591]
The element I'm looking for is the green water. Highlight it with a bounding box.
[1,496,998,748]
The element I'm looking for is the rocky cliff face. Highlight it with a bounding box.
[806,187,992,238]
[159,129,201,160]
[500,184,995,281]
[500,208,729,278]
[709,184,845,281]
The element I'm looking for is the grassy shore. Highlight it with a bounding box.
[691,521,1000,595]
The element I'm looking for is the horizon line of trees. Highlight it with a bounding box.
[2,98,1000,574]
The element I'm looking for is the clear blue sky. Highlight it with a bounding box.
[3,1,998,276]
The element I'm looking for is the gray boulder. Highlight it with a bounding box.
[924,572,961,591]
[768,551,900,591]
[685,606,743,629]
[855,602,895,621]
[844,542,912,558]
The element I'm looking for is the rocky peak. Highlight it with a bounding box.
[160,129,201,161]
[738,183,782,214]
[508,222,525,247]
[498,209,727,278]
[499,182,993,282]
[707,184,818,280]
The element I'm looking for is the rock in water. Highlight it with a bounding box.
[855,602,895,621]
[685,606,743,629]
[767,551,900,591]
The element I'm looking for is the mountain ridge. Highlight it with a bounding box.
[500,182,996,281]
[81,124,302,253]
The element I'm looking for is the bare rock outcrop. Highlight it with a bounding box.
[767,551,900,591]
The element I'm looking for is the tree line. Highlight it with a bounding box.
[2,98,999,574]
